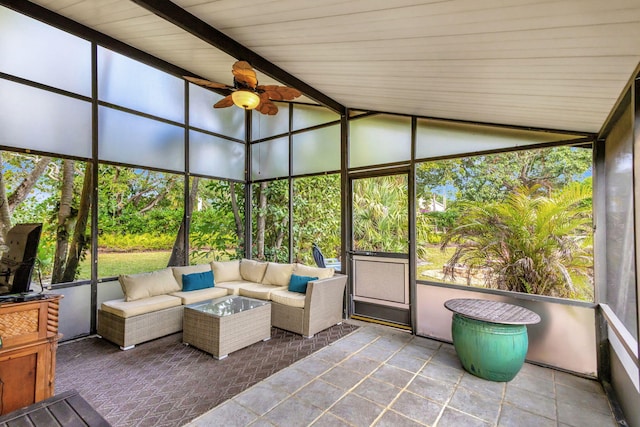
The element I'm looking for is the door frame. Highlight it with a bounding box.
[345,166,416,332]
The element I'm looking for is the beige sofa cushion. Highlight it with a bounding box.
[238,283,286,300]
[172,264,212,287]
[101,295,182,318]
[119,268,181,302]
[294,264,335,280]
[170,287,228,305]
[262,263,295,287]
[211,260,242,282]
[270,289,306,308]
[240,258,268,283]
[215,280,254,296]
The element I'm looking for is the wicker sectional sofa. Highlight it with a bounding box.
[97,259,346,350]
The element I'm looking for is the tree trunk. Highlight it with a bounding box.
[167,177,199,267]
[229,182,244,246]
[52,160,75,284]
[256,182,268,259]
[62,163,92,283]
[274,216,287,250]
[7,155,52,214]
[139,178,175,214]
[0,156,12,241]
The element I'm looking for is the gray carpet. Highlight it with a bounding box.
[56,324,358,427]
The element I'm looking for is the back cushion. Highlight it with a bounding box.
[172,264,212,287]
[294,263,335,280]
[182,270,215,292]
[240,258,268,283]
[119,268,181,302]
[262,263,295,286]
[211,260,242,282]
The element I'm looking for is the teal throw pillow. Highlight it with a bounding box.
[182,270,214,291]
[288,274,318,294]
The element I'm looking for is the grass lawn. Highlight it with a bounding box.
[77,250,234,278]
[77,251,172,278]
[417,245,455,281]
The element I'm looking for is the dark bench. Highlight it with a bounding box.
[0,389,110,427]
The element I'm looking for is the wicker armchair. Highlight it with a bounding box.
[271,274,347,338]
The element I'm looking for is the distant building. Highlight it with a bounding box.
[419,194,447,213]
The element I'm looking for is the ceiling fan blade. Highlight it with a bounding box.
[213,95,234,109]
[256,95,278,115]
[232,61,258,89]
[184,76,231,89]
[257,85,302,101]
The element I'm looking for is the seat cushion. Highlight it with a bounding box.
[119,268,181,301]
[215,280,255,296]
[170,286,228,305]
[101,295,182,318]
[211,260,242,282]
[294,264,335,280]
[238,283,286,300]
[172,264,212,287]
[262,262,295,286]
[270,289,306,308]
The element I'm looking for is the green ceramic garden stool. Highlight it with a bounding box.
[444,298,541,382]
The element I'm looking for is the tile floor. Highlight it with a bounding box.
[186,322,618,427]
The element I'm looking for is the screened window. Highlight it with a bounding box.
[252,103,289,140]
[98,47,184,123]
[189,130,245,181]
[350,114,411,168]
[0,80,92,158]
[0,6,91,96]
[0,151,92,285]
[98,106,184,172]
[251,180,289,262]
[189,83,245,140]
[415,145,594,302]
[189,177,245,263]
[97,165,184,277]
[292,125,340,175]
[416,119,584,160]
[292,104,340,131]
[292,174,341,265]
[603,95,637,339]
[251,137,288,180]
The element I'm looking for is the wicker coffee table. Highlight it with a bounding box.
[183,296,271,359]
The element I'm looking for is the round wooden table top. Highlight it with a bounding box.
[444,298,541,325]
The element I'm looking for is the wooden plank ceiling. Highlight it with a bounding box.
[28,0,640,134]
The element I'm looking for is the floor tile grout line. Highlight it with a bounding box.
[369,341,435,427]
[205,326,363,424]
[258,329,385,426]
[307,330,419,426]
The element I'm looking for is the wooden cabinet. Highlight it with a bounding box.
[0,295,61,415]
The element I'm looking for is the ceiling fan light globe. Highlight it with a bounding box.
[232,90,260,110]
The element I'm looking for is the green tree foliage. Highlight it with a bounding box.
[441,182,593,299]
[190,179,245,262]
[416,146,592,203]
[97,165,183,238]
[293,175,341,265]
[0,152,93,282]
[352,175,408,253]
[252,180,289,262]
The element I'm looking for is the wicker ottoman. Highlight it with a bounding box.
[182,296,271,359]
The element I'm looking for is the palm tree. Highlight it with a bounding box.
[441,182,593,299]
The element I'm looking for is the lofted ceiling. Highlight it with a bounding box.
[25,0,640,134]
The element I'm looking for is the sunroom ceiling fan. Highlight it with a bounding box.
[184,61,302,115]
